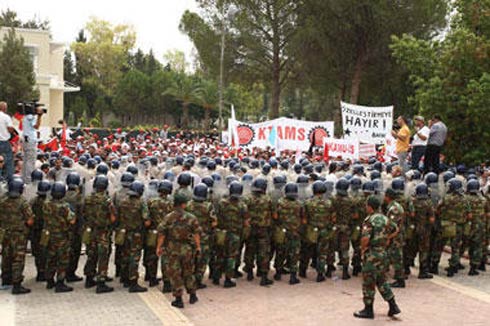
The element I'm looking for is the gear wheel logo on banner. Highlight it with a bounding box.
[308,126,330,147]
[237,124,255,146]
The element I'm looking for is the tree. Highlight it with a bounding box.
[163,49,189,72]
[0,29,38,111]
[164,73,201,128]
[196,79,218,128]
[0,9,50,31]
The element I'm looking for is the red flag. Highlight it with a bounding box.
[323,142,330,162]
[38,138,59,152]
[13,112,24,130]
[60,122,67,150]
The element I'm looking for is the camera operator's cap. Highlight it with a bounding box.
[414,115,425,122]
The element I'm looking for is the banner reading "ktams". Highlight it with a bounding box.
[229,117,334,151]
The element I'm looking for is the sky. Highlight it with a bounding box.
[0,0,198,61]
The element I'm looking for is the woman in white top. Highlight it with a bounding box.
[411,116,430,170]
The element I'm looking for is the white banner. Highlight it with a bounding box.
[229,117,334,151]
[324,137,359,160]
[341,101,393,144]
[359,143,377,159]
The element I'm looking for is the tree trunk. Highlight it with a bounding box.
[350,48,367,105]
[271,52,281,119]
[182,102,189,129]
[204,107,210,130]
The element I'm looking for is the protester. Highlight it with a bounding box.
[424,115,447,174]
[0,101,14,181]
[411,116,430,170]
[22,105,44,183]
[391,116,410,174]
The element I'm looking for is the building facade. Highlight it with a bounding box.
[0,27,79,128]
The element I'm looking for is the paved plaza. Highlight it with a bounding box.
[1,252,490,326]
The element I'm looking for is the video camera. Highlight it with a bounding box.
[17,101,47,115]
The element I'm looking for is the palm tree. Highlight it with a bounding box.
[164,73,200,128]
[196,79,218,129]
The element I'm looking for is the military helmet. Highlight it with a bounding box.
[370,171,381,180]
[226,175,239,186]
[93,155,102,164]
[37,180,51,196]
[415,183,429,198]
[280,160,290,170]
[456,164,466,175]
[362,181,375,194]
[442,171,455,183]
[78,156,88,165]
[201,176,214,188]
[353,164,364,175]
[111,160,120,169]
[8,178,25,198]
[303,164,314,175]
[241,174,253,182]
[324,181,334,194]
[211,173,222,183]
[373,161,383,172]
[126,165,138,176]
[158,180,173,194]
[229,181,243,199]
[262,164,271,175]
[252,178,268,193]
[175,156,184,165]
[128,180,145,197]
[296,175,309,184]
[269,158,278,168]
[177,172,192,186]
[120,172,135,188]
[335,178,350,196]
[293,163,302,174]
[66,172,81,190]
[447,178,463,194]
[249,159,259,169]
[149,156,158,166]
[314,164,324,174]
[424,172,438,185]
[94,175,109,191]
[62,157,73,168]
[312,180,327,195]
[412,170,422,180]
[96,163,109,176]
[467,174,478,181]
[163,171,175,182]
[350,177,362,191]
[87,159,97,169]
[193,183,208,202]
[207,161,217,171]
[51,181,67,200]
[391,177,405,194]
[466,179,480,194]
[31,169,44,182]
[284,182,298,199]
[273,175,287,186]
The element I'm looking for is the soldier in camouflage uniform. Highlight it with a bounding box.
[411,183,435,279]
[354,196,401,319]
[0,178,34,294]
[29,180,50,282]
[146,180,173,291]
[243,178,275,286]
[465,180,485,276]
[64,172,84,283]
[482,187,490,271]
[176,172,193,201]
[186,183,217,289]
[350,180,373,276]
[117,180,151,292]
[301,181,336,282]
[274,183,303,285]
[333,178,357,280]
[157,193,201,309]
[383,188,406,288]
[43,182,77,293]
[213,181,248,288]
[83,175,116,293]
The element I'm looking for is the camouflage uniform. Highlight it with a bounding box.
[146,196,173,283]
[113,187,129,276]
[186,200,216,284]
[351,196,367,274]
[175,187,192,201]
[483,196,490,267]
[64,189,84,277]
[385,201,405,281]
[0,196,34,284]
[333,194,356,267]
[274,197,303,273]
[411,197,434,273]
[83,192,114,282]
[43,199,76,282]
[436,193,471,270]
[117,196,149,282]
[214,198,247,280]
[301,196,336,276]
[361,212,397,306]
[158,208,201,297]
[466,194,486,268]
[244,194,274,276]
[29,195,48,278]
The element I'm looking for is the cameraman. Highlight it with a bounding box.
[22,104,44,183]
[0,101,14,181]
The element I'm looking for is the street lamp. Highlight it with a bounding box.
[218,5,238,130]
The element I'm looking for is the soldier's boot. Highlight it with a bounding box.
[171,296,184,309]
[447,266,455,278]
[352,265,362,277]
[55,280,73,293]
[12,283,31,295]
[96,281,114,294]
[273,271,282,281]
[35,272,46,282]
[468,265,480,276]
[2,278,12,286]
[148,277,159,287]
[289,272,300,285]
[162,281,172,293]
[418,271,433,279]
[260,275,274,286]
[299,266,307,279]
[429,263,439,275]
[128,280,148,293]
[115,267,120,278]
[197,280,207,289]
[144,273,150,282]
[66,273,83,283]
[234,267,243,278]
[212,277,220,286]
[247,270,254,281]
[223,278,236,288]
[46,278,55,289]
[387,298,401,317]
[457,262,465,270]
[478,261,486,272]
[390,279,405,288]
[189,293,198,304]
[342,266,351,280]
[316,273,326,283]
[353,304,374,319]
[326,265,335,278]
[85,277,97,289]
[404,265,411,276]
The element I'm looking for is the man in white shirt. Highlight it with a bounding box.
[22,103,44,183]
[411,116,430,171]
[0,101,14,181]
